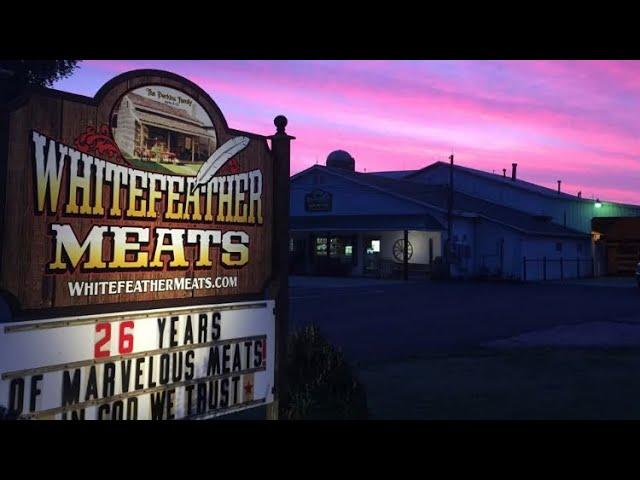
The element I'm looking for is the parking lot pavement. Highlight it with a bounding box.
[287,277,640,419]
[485,320,640,348]
[289,278,640,364]
[290,275,416,291]
[548,276,638,289]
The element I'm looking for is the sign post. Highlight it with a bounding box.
[266,115,293,420]
[0,69,290,420]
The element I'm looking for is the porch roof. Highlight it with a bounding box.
[290,214,444,232]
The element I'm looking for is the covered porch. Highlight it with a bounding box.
[289,214,443,279]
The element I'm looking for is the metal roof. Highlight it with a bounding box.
[291,214,444,232]
[135,110,214,138]
[303,165,590,238]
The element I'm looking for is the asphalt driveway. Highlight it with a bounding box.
[290,276,640,364]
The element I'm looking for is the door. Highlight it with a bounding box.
[363,236,381,276]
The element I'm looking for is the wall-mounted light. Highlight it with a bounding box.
[594,198,602,208]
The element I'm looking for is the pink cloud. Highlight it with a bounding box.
[53,60,640,204]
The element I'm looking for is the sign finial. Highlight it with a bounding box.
[274,115,288,134]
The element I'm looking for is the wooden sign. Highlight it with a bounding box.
[305,189,332,212]
[0,70,277,318]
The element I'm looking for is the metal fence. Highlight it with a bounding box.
[522,256,595,281]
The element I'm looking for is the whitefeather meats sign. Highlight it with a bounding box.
[0,70,285,420]
[0,72,274,312]
[0,301,275,419]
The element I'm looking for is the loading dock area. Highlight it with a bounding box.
[593,217,640,276]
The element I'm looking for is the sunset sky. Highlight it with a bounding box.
[54,60,640,204]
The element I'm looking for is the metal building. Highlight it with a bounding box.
[290,152,640,280]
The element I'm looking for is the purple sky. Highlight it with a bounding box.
[54,60,640,204]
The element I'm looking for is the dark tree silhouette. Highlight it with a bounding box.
[0,60,80,101]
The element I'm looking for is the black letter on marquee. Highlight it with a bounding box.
[171,352,183,382]
[197,382,207,414]
[185,350,195,380]
[231,376,240,405]
[127,397,138,420]
[112,400,124,420]
[157,317,167,349]
[222,344,231,374]
[244,341,252,370]
[8,378,24,415]
[97,404,110,420]
[185,385,195,416]
[169,316,179,347]
[198,313,208,344]
[220,378,229,408]
[254,340,263,367]
[212,312,221,340]
[183,315,194,345]
[147,356,157,388]
[66,409,85,420]
[62,369,81,406]
[103,363,116,399]
[232,343,242,372]
[121,360,132,393]
[150,391,166,420]
[134,358,145,390]
[85,366,98,401]
[207,347,221,376]
[167,389,176,420]
[29,375,43,412]
[159,354,170,385]
[208,380,219,410]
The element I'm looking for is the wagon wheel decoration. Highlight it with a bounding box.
[393,239,413,262]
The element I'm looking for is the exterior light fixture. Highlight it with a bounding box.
[595,198,602,208]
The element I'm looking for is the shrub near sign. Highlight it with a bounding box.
[0,70,292,420]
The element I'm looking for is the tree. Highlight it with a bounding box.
[0,60,80,101]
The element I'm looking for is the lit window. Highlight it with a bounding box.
[345,246,353,256]
[371,240,380,253]
[315,237,327,255]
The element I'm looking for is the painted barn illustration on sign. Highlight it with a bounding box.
[112,86,217,176]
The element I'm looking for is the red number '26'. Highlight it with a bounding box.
[94,321,135,358]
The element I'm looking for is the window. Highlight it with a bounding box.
[315,237,327,255]
[577,243,583,254]
[555,242,563,252]
[315,236,354,264]
[368,240,381,253]
[289,237,294,253]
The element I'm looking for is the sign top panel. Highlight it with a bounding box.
[0,70,275,318]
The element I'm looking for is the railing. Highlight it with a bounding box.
[522,256,595,281]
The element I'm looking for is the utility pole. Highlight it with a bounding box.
[446,154,454,278]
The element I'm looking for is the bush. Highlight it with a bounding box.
[284,325,368,420]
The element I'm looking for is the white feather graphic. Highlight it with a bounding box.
[190,136,250,194]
